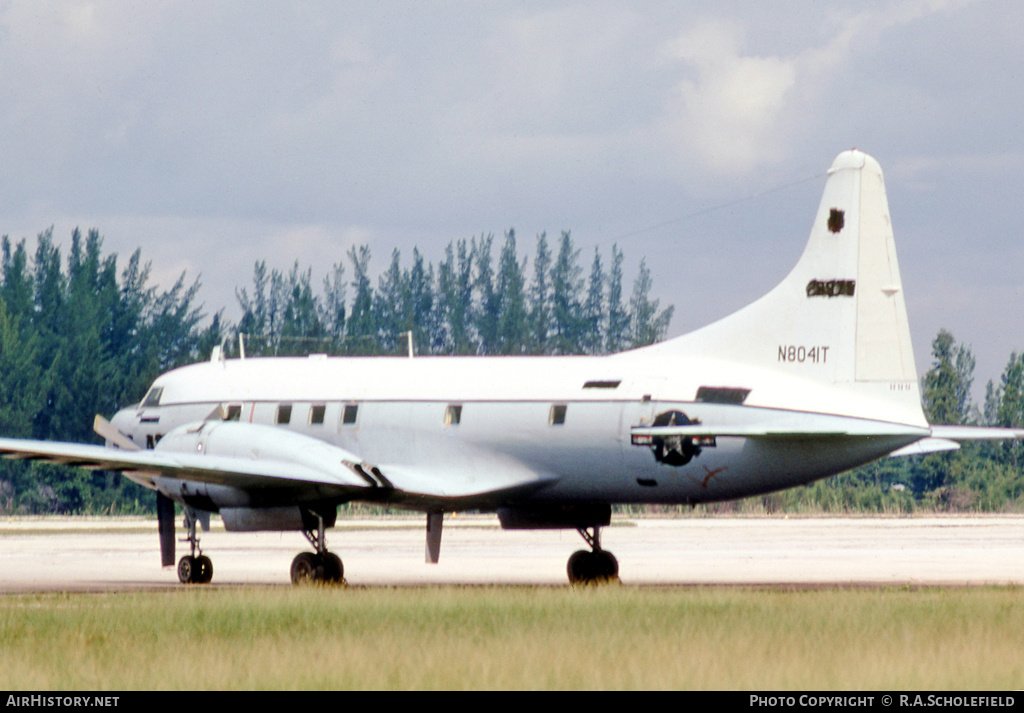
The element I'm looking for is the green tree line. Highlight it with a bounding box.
[1,227,1021,515]
[232,229,672,358]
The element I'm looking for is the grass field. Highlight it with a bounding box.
[1,584,1022,690]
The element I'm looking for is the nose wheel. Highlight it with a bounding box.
[567,525,619,585]
[178,507,213,584]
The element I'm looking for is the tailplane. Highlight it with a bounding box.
[650,150,925,424]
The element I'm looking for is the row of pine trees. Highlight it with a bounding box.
[233,229,673,359]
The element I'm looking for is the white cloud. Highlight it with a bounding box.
[662,21,797,174]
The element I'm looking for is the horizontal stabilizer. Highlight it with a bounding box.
[888,425,1024,458]
[631,418,928,441]
[888,438,961,457]
[929,425,1024,441]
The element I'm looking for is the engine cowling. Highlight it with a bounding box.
[151,420,376,515]
[219,505,337,532]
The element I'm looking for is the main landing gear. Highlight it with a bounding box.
[290,512,345,585]
[567,525,619,585]
[178,507,213,584]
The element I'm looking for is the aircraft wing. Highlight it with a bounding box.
[0,420,556,509]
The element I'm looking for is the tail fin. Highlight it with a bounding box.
[653,150,925,424]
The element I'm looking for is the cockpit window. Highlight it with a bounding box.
[141,387,163,408]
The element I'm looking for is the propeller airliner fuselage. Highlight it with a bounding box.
[3,150,1020,585]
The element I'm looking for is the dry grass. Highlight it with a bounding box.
[1,585,1021,690]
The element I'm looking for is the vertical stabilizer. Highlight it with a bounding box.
[651,150,924,424]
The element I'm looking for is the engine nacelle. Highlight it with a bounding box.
[498,504,611,530]
[154,420,368,486]
[220,505,337,532]
[156,420,358,464]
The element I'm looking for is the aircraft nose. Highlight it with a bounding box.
[109,407,137,434]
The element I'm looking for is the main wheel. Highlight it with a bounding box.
[567,550,593,585]
[196,555,214,584]
[566,549,619,585]
[321,552,344,583]
[594,549,619,580]
[290,552,322,584]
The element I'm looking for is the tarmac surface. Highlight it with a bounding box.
[2,514,1023,591]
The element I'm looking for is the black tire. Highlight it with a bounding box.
[594,550,619,581]
[321,552,344,583]
[290,552,321,585]
[567,550,593,585]
[567,549,619,585]
[177,555,195,584]
[196,555,214,584]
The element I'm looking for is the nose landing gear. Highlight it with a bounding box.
[178,507,213,584]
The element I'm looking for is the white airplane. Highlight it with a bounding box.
[2,149,1020,586]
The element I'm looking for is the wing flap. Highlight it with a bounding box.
[888,438,961,457]
[379,462,555,505]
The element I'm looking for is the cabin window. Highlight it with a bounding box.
[141,386,163,408]
[549,404,567,426]
[224,404,242,421]
[342,404,358,425]
[309,405,326,425]
[445,404,462,425]
[277,404,292,425]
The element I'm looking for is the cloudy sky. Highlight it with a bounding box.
[2,0,1023,401]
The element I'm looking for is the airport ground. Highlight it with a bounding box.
[3,514,1024,689]
[2,513,1023,590]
